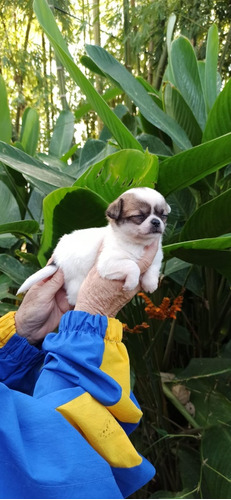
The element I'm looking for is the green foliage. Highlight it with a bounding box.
[0,75,12,143]
[0,4,231,498]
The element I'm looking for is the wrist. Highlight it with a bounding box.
[74,302,106,316]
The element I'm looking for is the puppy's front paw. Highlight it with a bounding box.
[141,275,159,294]
[123,274,139,291]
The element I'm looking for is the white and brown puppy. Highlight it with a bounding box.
[17,187,170,305]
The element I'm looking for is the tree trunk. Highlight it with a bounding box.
[15,9,33,136]
[42,32,51,145]
[123,0,133,112]
[92,0,103,133]
[154,43,168,90]
[49,0,69,111]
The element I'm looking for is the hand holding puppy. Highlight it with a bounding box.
[15,269,71,345]
[15,241,159,344]
[17,188,170,305]
[75,240,159,317]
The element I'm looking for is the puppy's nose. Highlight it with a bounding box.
[151,218,160,228]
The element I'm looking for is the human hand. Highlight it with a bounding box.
[74,240,159,317]
[15,269,70,344]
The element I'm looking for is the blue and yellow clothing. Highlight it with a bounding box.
[0,310,155,499]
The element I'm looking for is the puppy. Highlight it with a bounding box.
[17,187,170,305]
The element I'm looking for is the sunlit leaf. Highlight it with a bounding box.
[85,44,192,150]
[38,187,108,266]
[170,36,206,129]
[157,133,231,196]
[33,0,143,152]
[75,149,159,202]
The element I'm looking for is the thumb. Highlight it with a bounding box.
[138,240,160,274]
[36,267,65,292]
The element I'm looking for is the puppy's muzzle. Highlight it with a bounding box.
[150,218,162,233]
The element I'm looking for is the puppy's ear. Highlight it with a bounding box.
[166,203,171,214]
[106,197,124,221]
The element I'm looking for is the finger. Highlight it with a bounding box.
[38,268,65,292]
[138,239,159,274]
[47,255,54,265]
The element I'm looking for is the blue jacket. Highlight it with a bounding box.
[0,310,155,498]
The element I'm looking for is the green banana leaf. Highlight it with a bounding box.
[164,236,231,280]
[74,149,159,202]
[166,14,177,54]
[0,75,12,144]
[85,44,192,151]
[157,133,231,196]
[38,187,108,266]
[49,110,75,158]
[163,82,202,146]
[0,220,39,238]
[180,188,231,241]
[0,254,38,285]
[20,108,39,156]
[169,36,207,130]
[0,141,74,189]
[203,79,231,142]
[201,424,231,498]
[33,0,142,152]
[164,235,231,259]
[74,87,122,121]
[80,55,106,77]
[205,24,219,113]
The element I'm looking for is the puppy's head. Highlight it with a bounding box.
[106,187,171,243]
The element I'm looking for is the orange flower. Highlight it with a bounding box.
[123,322,150,334]
[138,293,184,320]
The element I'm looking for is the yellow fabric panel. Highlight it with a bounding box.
[101,317,142,423]
[0,311,16,348]
[57,392,142,469]
[101,318,130,393]
[106,389,142,423]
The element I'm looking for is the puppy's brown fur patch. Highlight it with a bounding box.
[106,194,151,221]
[106,193,169,224]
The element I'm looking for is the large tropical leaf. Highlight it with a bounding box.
[164,236,231,259]
[33,0,142,152]
[201,424,231,498]
[163,82,202,146]
[180,189,231,241]
[0,180,21,248]
[38,187,108,266]
[203,79,231,142]
[0,141,74,188]
[74,149,159,202]
[204,24,219,113]
[166,13,177,54]
[164,241,231,281]
[49,110,75,158]
[169,36,206,130]
[85,44,192,150]
[20,108,39,156]
[74,87,122,121]
[0,254,38,285]
[157,133,231,196]
[0,75,12,144]
[0,220,39,238]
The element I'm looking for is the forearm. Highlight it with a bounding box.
[33,310,154,498]
[34,310,141,421]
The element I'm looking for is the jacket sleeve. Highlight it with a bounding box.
[0,311,44,394]
[0,310,155,498]
[33,311,155,498]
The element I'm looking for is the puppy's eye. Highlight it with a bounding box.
[127,214,147,224]
[156,210,168,221]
